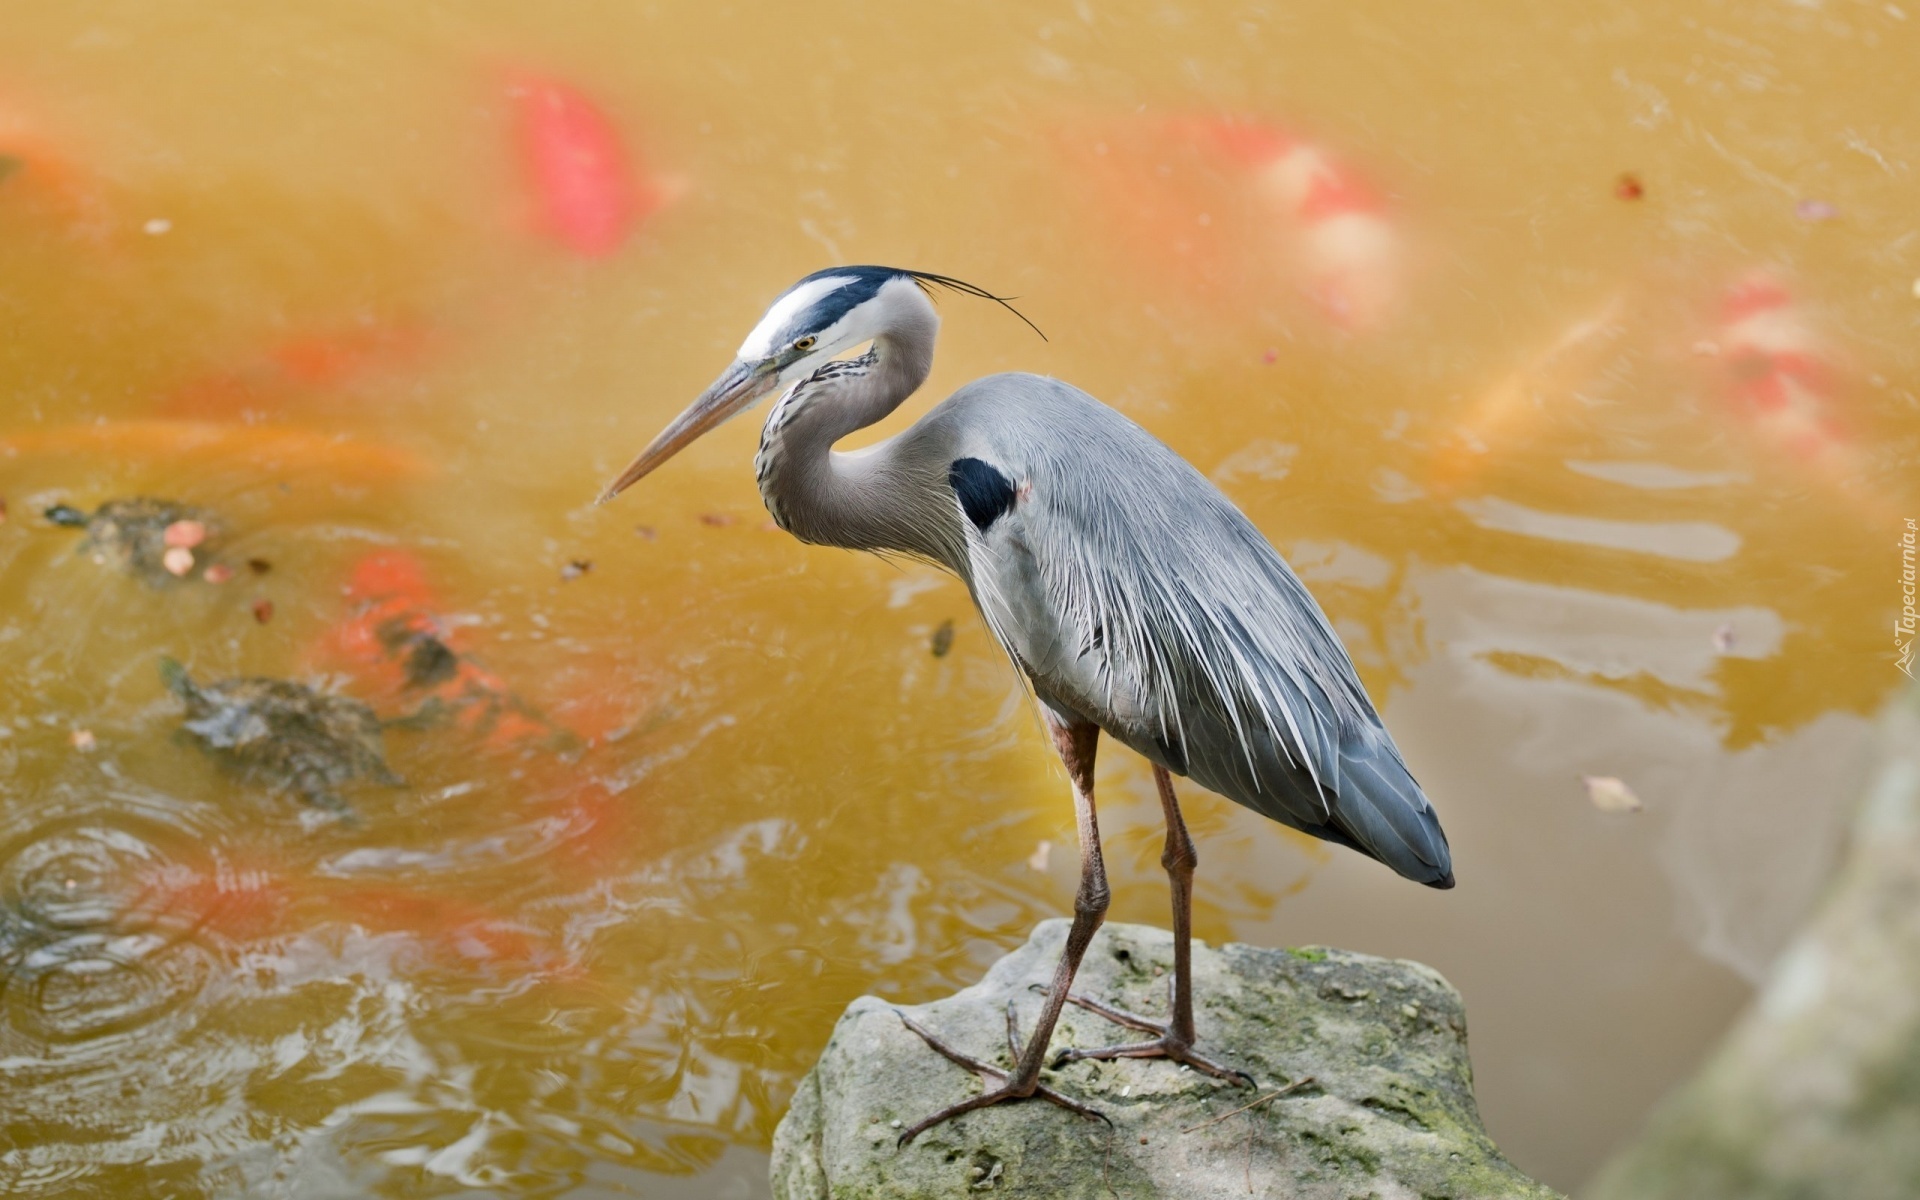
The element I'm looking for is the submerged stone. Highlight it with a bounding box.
[45,496,224,585]
[160,658,398,816]
[772,920,1558,1199]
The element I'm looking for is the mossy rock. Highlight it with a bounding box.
[772,920,1558,1199]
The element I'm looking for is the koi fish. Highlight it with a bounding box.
[1429,291,1630,496]
[161,320,433,420]
[1713,272,1844,462]
[505,72,667,258]
[0,87,112,243]
[1057,112,1405,332]
[129,857,568,971]
[309,549,562,752]
[1191,117,1403,331]
[0,420,432,482]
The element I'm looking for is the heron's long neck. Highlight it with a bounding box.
[755,315,954,563]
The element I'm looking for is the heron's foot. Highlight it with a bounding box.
[1052,990,1255,1086]
[892,1009,1109,1146]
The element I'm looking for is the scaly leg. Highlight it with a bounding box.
[896,717,1112,1145]
[1053,766,1252,1086]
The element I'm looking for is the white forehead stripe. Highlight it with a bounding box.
[737,275,856,359]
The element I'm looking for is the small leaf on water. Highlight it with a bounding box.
[247,558,272,575]
[1614,172,1644,200]
[930,618,955,658]
[252,599,274,624]
[1582,775,1643,813]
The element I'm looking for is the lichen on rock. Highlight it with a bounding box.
[772,920,1558,1199]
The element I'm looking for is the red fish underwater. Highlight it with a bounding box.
[504,71,673,258]
[310,549,560,752]
[1192,117,1402,331]
[0,420,432,482]
[1060,112,1405,332]
[310,548,649,869]
[128,854,570,973]
[0,86,113,244]
[161,319,433,420]
[1712,272,1845,462]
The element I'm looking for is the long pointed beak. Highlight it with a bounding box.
[596,359,774,504]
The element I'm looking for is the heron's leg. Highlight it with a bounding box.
[1053,766,1252,1086]
[895,718,1112,1145]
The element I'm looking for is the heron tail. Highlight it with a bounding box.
[1328,726,1454,889]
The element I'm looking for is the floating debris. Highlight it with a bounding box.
[561,558,593,581]
[1614,172,1644,200]
[0,496,8,524]
[633,525,657,540]
[252,599,274,624]
[45,497,224,586]
[247,557,272,575]
[1794,198,1839,222]
[69,729,95,751]
[1713,622,1736,653]
[1026,840,1052,872]
[698,513,737,527]
[203,563,234,584]
[930,618,955,658]
[142,217,171,235]
[162,519,206,549]
[1582,775,1644,813]
[160,658,397,816]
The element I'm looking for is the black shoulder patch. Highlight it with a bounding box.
[949,458,1018,532]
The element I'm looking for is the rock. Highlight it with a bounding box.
[1586,688,1920,1200]
[772,920,1558,1199]
[160,657,400,816]
[45,496,226,586]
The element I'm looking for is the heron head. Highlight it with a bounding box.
[596,267,1039,504]
[597,266,925,503]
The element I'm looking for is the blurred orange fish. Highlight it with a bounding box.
[161,320,434,420]
[0,86,113,243]
[1713,272,1845,462]
[504,71,670,258]
[1059,112,1405,332]
[0,419,432,481]
[1429,291,1629,496]
[130,856,571,972]
[309,549,559,751]
[1187,117,1403,331]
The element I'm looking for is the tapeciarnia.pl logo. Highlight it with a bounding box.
[1900,517,1917,678]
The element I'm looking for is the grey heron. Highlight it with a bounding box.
[598,265,1453,1143]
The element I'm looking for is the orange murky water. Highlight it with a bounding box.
[1,2,1915,1194]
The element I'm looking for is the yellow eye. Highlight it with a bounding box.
[793,336,817,352]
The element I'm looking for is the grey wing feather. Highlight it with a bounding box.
[924,374,1452,888]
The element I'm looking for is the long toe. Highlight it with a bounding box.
[896,1081,1109,1146]
[1060,988,1167,1035]
[1054,1034,1256,1087]
[892,1010,1110,1145]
